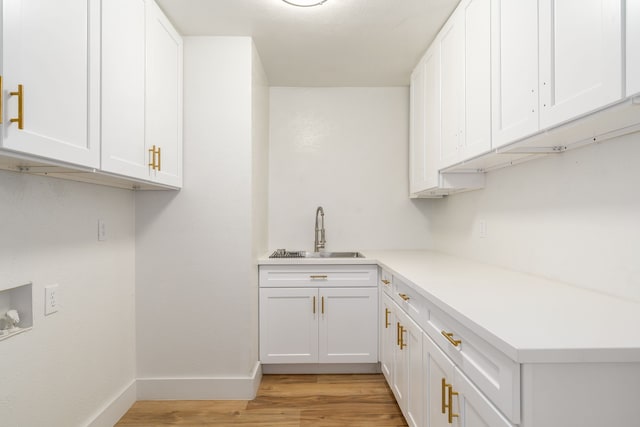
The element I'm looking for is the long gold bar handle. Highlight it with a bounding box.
[0,76,3,124]
[148,145,157,169]
[441,330,462,347]
[441,378,448,414]
[313,296,316,314]
[396,322,401,346]
[384,308,390,328]
[156,146,161,171]
[398,293,410,301]
[310,275,328,280]
[447,385,459,423]
[321,296,325,314]
[10,84,24,129]
[399,325,406,349]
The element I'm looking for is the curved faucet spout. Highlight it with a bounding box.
[314,206,326,252]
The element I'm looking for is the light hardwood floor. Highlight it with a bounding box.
[116,374,407,426]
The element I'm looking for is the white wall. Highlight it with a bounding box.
[0,171,136,427]
[268,87,432,251]
[428,132,640,301]
[135,37,267,398]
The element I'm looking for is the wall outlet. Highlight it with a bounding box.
[45,284,59,315]
[98,219,107,241]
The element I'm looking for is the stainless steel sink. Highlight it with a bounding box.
[269,250,364,259]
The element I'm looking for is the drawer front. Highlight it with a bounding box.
[391,275,425,322]
[380,268,393,296]
[423,304,520,424]
[259,264,378,287]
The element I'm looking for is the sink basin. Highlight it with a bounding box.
[302,251,364,258]
[269,250,364,259]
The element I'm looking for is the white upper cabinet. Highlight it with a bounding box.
[539,0,623,128]
[1,0,100,167]
[627,0,640,96]
[491,0,539,148]
[146,0,183,188]
[409,43,441,195]
[462,0,491,159]
[101,0,147,179]
[440,0,491,169]
[439,11,465,169]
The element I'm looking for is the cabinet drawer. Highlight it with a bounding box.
[379,268,393,295]
[259,264,378,287]
[391,275,425,322]
[423,303,520,424]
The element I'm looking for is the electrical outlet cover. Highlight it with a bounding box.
[45,284,59,315]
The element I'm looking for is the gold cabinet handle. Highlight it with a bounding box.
[310,275,328,280]
[441,330,462,347]
[381,279,390,285]
[313,296,316,314]
[396,322,401,346]
[441,378,448,414]
[148,145,157,169]
[156,146,161,171]
[321,296,325,314]
[0,76,3,124]
[10,84,24,129]
[399,324,407,349]
[384,308,390,328]
[398,293,410,301]
[447,384,459,423]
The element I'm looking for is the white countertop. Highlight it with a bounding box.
[259,250,640,363]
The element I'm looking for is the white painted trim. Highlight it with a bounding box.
[137,361,263,400]
[262,363,380,374]
[85,380,137,427]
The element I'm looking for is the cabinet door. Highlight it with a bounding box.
[146,0,183,187]
[2,0,100,167]
[318,287,378,363]
[463,0,491,158]
[628,0,640,96]
[101,0,147,179]
[380,293,395,383]
[259,288,318,364]
[424,332,455,427]
[539,0,623,127]
[439,10,464,168]
[491,0,539,148]
[409,58,427,194]
[453,367,514,427]
[410,42,442,195]
[403,311,424,427]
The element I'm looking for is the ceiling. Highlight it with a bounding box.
[155,0,459,87]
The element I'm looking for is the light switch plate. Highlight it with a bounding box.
[45,284,59,315]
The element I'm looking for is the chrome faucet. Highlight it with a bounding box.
[314,206,326,252]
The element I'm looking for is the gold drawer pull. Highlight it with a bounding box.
[381,279,390,285]
[396,322,401,346]
[384,308,390,328]
[310,275,328,280]
[398,293,410,301]
[313,296,316,314]
[441,378,448,414]
[441,330,462,347]
[321,296,325,314]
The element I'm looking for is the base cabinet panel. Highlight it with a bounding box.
[259,288,318,364]
[319,287,378,363]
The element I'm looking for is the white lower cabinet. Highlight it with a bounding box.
[259,265,378,365]
[379,292,395,383]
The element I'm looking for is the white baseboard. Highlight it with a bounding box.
[86,380,137,427]
[136,361,263,400]
[262,363,380,374]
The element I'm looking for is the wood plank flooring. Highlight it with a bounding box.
[116,374,407,426]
